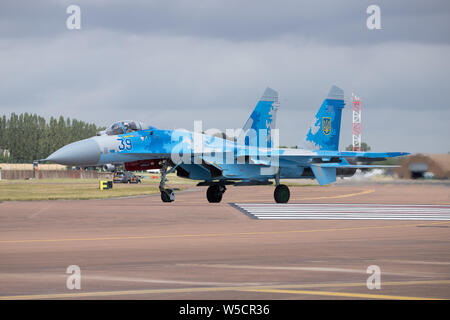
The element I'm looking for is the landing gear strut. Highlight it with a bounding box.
[206,185,226,203]
[274,170,290,203]
[159,160,175,203]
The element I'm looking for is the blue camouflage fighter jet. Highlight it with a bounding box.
[44,86,408,203]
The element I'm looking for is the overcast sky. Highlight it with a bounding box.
[0,0,449,153]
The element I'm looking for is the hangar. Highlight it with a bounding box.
[395,154,450,179]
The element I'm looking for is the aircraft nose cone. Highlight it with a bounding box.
[45,138,101,166]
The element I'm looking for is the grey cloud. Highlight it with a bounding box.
[0,1,449,154]
[1,0,450,44]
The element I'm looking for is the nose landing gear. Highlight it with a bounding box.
[159,160,177,203]
[161,188,175,202]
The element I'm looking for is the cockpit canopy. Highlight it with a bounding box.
[98,121,152,136]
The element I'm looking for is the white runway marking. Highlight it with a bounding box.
[233,203,450,220]
[177,263,436,277]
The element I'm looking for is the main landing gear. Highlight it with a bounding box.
[159,160,175,203]
[206,185,226,203]
[274,184,290,203]
[273,171,290,203]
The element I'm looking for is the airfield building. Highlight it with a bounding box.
[395,154,450,179]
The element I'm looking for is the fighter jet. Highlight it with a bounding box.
[44,86,407,203]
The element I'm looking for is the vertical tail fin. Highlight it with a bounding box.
[301,85,345,151]
[238,87,279,148]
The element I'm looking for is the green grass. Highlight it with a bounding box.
[0,181,162,201]
[0,173,195,201]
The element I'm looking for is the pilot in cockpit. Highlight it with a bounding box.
[123,121,139,133]
[98,121,150,136]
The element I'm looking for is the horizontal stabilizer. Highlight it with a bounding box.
[334,151,408,159]
[317,163,400,169]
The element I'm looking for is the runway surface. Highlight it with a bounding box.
[234,203,450,220]
[0,182,449,300]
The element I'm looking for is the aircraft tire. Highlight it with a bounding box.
[161,189,175,202]
[274,184,290,203]
[207,185,223,203]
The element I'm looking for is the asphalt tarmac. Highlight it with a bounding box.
[0,182,449,299]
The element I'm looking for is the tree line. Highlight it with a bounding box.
[0,113,105,163]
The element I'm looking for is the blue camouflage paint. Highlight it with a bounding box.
[303,86,345,151]
[240,87,278,148]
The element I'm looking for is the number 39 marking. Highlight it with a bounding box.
[117,138,132,151]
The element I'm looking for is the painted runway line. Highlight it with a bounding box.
[1,279,449,300]
[233,203,450,220]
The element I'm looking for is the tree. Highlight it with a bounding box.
[0,113,104,163]
[346,142,371,152]
[0,115,6,149]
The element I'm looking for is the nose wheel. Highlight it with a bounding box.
[206,185,226,203]
[274,184,290,203]
[161,188,175,202]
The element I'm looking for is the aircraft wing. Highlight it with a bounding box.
[124,147,407,186]
[232,148,408,185]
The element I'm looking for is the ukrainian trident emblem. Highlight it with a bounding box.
[322,117,331,135]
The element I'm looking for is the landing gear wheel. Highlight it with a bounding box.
[207,185,225,203]
[274,184,290,203]
[161,188,175,202]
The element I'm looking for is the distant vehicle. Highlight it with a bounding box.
[113,171,141,184]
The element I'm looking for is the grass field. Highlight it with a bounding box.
[0,173,194,201]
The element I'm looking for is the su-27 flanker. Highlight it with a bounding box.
[43,86,408,203]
